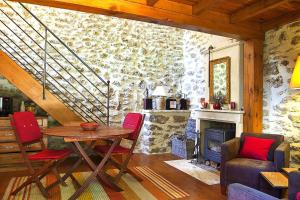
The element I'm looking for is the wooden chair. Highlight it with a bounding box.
[94,112,144,183]
[10,112,75,198]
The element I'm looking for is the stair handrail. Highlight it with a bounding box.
[0,35,99,122]
[0,0,110,124]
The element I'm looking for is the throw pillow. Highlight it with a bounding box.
[239,136,275,161]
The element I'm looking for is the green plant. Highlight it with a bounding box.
[212,91,225,105]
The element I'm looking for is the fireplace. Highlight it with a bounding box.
[204,128,235,163]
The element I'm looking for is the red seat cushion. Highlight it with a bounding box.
[239,136,275,161]
[12,112,42,143]
[29,149,72,161]
[297,192,300,200]
[94,145,130,154]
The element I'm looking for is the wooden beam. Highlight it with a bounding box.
[243,39,263,133]
[263,9,300,31]
[146,0,159,6]
[9,0,264,40]
[231,0,289,23]
[192,0,216,15]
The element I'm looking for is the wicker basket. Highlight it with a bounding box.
[171,137,195,159]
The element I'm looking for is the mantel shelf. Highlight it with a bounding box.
[194,109,244,114]
[191,109,244,137]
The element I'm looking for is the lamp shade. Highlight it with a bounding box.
[290,56,300,89]
[152,86,168,96]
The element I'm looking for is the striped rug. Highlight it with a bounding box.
[134,166,189,199]
[2,168,189,200]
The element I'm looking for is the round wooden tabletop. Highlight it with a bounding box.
[44,126,132,142]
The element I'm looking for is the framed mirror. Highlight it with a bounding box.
[209,56,231,104]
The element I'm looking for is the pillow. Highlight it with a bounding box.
[239,136,275,161]
[297,192,300,200]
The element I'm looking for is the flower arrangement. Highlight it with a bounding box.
[212,91,225,109]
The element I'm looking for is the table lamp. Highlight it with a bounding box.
[290,56,300,89]
[152,86,168,110]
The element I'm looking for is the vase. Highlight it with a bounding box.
[213,103,221,110]
[20,101,25,112]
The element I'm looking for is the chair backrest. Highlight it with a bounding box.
[122,113,144,140]
[11,112,42,144]
[240,132,284,161]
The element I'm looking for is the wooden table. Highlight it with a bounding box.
[282,168,299,174]
[44,126,132,200]
[260,172,288,189]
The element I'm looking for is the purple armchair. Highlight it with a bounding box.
[221,133,290,197]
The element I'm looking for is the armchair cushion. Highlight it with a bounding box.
[239,136,275,161]
[297,192,300,200]
[225,158,276,188]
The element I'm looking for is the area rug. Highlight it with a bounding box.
[134,166,189,199]
[164,159,220,185]
[2,169,188,200]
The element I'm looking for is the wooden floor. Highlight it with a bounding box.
[0,153,226,200]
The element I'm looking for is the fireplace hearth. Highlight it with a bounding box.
[204,128,235,163]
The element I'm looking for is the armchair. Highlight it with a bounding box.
[228,171,300,200]
[221,132,290,197]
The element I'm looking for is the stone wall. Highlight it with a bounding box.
[263,20,300,167]
[137,110,191,154]
[0,1,230,125]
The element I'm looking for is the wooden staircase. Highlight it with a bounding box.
[0,50,84,126]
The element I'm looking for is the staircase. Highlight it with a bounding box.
[0,0,110,125]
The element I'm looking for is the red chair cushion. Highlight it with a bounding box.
[29,149,72,161]
[123,113,143,140]
[297,192,300,200]
[94,145,130,154]
[12,112,42,143]
[239,136,275,161]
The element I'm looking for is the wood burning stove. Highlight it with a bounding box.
[204,128,235,163]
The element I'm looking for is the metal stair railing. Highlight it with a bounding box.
[0,0,110,124]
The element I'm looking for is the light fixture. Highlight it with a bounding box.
[152,86,168,110]
[290,56,300,89]
[152,86,168,97]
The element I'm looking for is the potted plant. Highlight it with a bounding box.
[212,92,225,110]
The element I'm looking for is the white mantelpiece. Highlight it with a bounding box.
[191,109,244,137]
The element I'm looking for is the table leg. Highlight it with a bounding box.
[69,139,122,200]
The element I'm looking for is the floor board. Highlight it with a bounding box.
[0,153,226,200]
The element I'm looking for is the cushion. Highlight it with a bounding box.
[29,149,72,160]
[239,136,275,161]
[94,145,130,154]
[241,133,284,161]
[225,158,276,189]
[297,192,300,200]
[12,112,42,143]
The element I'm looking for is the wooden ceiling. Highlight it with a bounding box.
[10,0,300,40]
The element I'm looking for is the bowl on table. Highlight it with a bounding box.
[80,122,99,131]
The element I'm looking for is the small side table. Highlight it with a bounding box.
[282,168,299,174]
[260,172,288,198]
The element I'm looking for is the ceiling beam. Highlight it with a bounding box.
[192,0,216,15]
[9,0,264,40]
[146,0,159,6]
[263,9,300,31]
[231,0,290,23]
